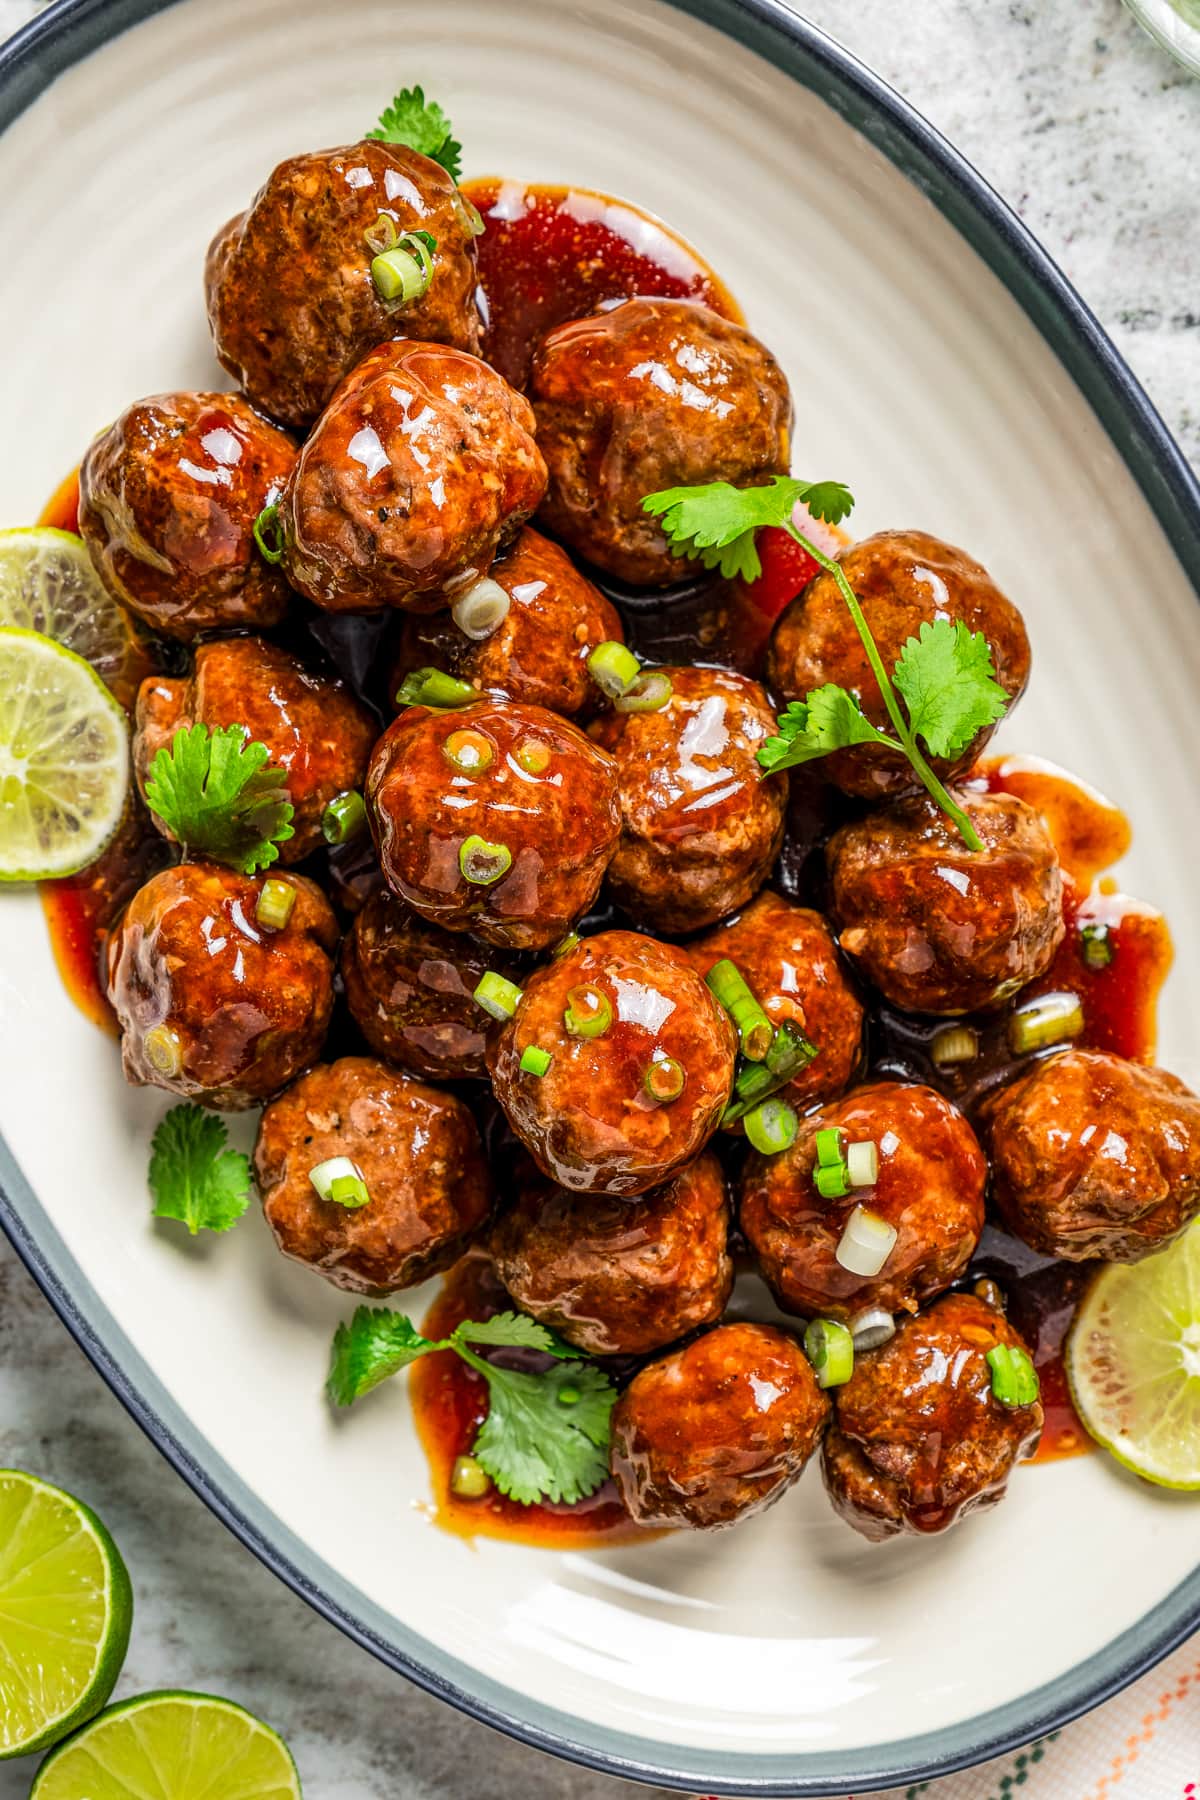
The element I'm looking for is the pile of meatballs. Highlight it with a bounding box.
[78,133,1200,1544]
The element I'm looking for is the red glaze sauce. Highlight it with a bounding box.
[462,178,739,390]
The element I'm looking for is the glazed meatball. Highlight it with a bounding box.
[134,638,377,863]
[205,142,482,428]
[389,528,623,719]
[589,667,786,934]
[531,298,791,586]
[105,863,338,1110]
[610,1322,829,1529]
[491,1153,733,1356]
[489,930,736,1196]
[740,1082,986,1321]
[254,1056,491,1295]
[78,391,295,641]
[822,1293,1042,1541]
[827,790,1064,1014]
[686,892,864,1108]
[277,341,546,614]
[982,1049,1200,1262]
[367,700,619,951]
[340,888,495,1080]
[766,531,1031,799]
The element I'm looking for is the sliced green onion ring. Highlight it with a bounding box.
[986,1343,1040,1407]
[450,1453,492,1498]
[1008,990,1084,1056]
[363,211,399,255]
[743,1096,798,1155]
[371,230,436,305]
[321,789,367,845]
[551,930,581,960]
[614,671,673,714]
[849,1307,895,1353]
[705,958,773,1061]
[451,189,486,238]
[814,1126,845,1169]
[442,728,495,775]
[815,1161,851,1201]
[931,1024,979,1068]
[451,577,510,640]
[723,1021,818,1123]
[252,500,285,565]
[846,1139,879,1188]
[515,738,551,775]
[255,877,297,931]
[587,639,641,699]
[459,834,512,885]
[563,984,612,1040]
[804,1318,855,1389]
[473,971,523,1020]
[835,1204,897,1277]
[395,667,478,710]
[144,1023,182,1078]
[309,1156,370,1209]
[520,1044,553,1077]
[1080,922,1114,970]
[643,1055,686,1103]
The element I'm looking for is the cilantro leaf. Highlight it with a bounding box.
[366,85,462,180]
[472,1361,616,1506]
[453,1311,578,1359]
[892,618,1010,759]
[642,476,854,582]
[757,686,898,773]
[327,1307,438,1407]
[148,1104,251,1236]
[144,723,294,874]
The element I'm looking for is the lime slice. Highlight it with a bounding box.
[1066,1217,1200,1488]
[32,1691,302,1798]
[0,527,150,709]
[0,1469,133,1758]
[0,626,129,881]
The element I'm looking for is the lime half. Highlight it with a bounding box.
[0,626,129,881]
[0,1469,133,1758]
[0,527,150,709]
[1066,1217,1200,1488]
[32,1691,302,1798]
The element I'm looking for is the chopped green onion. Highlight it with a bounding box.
[474,971,523,1020]
[514,738,551,775]
[743,1096,798,1155]
[643,1055,686,1103]
[846,1140,879,1189]
[815,1161,850,1200]
[564,983,612,1040]
[835,1205,898,1278]
[931,1024,979,1068]
[451,189,486,239]
[443,728,495,775]
[986,1343,1040,1408]
[520,1044,553,1077]
[252,500,285,565]
[723,1021,818,1123]
[849,1307,895,1352]
[1080,922,1114,971]
[451,576,510,640]
[309,1156,370,1209]
[395,667,477,709]
[459,835,512,885]
[1008,990,1084,1056]
[614,671,673,714]
[450,1453,492,1498]
[804,1318,855,1389]
[551,930,581,960]
[371,230,436,304]
[557,1384,582,1406]
[814,1126,845,1169]
[255,877,297,931]
[705,958,772,1061]
[144,1023,182,1078]
[587,639,641,699]
[363,211,399,255]
[321,789,367,845]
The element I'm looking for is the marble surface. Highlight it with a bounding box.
[0,1,1196,1795]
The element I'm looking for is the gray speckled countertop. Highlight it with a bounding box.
[0,2,1196,1795]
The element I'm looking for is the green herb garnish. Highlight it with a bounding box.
[145,723,294,873]
[327,1307,617,1506]
[148,1104,252,1237]
[366,85,462,181]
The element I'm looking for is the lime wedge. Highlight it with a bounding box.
[1066,1217,1200,1488]
[32,1691,302,1798]
[0,527,151,709]
[0,1469,133,1758]
[0,626,129,881]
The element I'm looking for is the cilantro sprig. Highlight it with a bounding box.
[144,723,295,874]
[642,478,1008,851]
[328,1307,617,1507]
[366,85,462,181]
[148,1104,252,1236]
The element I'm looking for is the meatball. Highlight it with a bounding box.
[589,667,786,934]
[488,930,736,1196]
[685,892,864,1108]
[981,1049,1200,1262]
[766,531,1031,799]
[205,141,482,428]
[254,1056,491,1295]
[491,1153,733,1356]
[740,1082,986,1321]
[367,699,619,952]
[531,298,791,586]
[822,1293,1042,1540]
[134,638,377,863]
[610,1322,829,1529]
[340,888,495,1080]
[827,790,1064,1015]
[389,527,623,719]
[78,391,295,641]
[105,863,338,1110]
[277,341,546,614]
